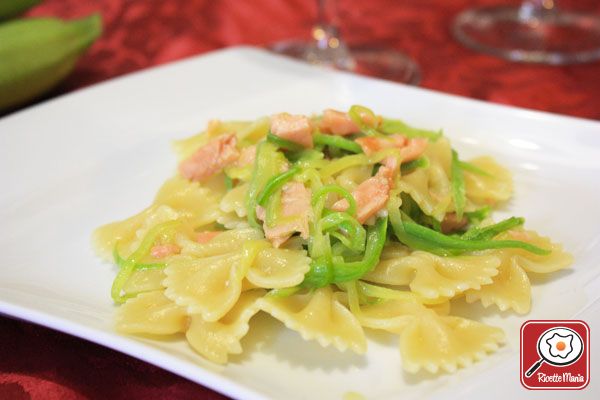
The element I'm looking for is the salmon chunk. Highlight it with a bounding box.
[355,135,407,155]
[380,156,399,182]
[256,182,312,248]
[196,231,221,243]
[355,134,428,162]
[270,113,313,148]
[332,159,397,224]
[319,108,381,136]
[320,109,360,136]
[179,134,240,182]
[399,138,428,162]
[150,244,181,259]
[235,145,257,168]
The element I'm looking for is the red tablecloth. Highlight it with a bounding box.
[1,0,600,399]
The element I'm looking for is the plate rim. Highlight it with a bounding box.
[1,45,600,130]
[1,45,599,400]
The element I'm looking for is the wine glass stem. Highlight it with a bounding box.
[305,0,355,69]
[317,0,329,26]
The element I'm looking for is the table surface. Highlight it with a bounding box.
[1,0,600,399]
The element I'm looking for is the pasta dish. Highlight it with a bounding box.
[93,106,572,373]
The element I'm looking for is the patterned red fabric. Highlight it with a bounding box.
[1,0,600,399]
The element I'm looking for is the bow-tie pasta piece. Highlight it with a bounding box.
[400,311,505,373]
[257,287,367,353]
[423,137,452,172]
[215,176,250,229]
[116,290,188,335]
[398,165,451,222]
[233,117,271,144]
[93,174,224,261]
[165,234,283,321]
[93,204,181,261]
[122,268,166,297]
[246,247,311,288]
[358,297,424,334]
[399,252,501,299]
[464,230,571,314]
[397,137,452,221]
[186,289,265,364]
[428,299,452,316]
[362,243,412,284]
[364,250,501,300]
[465,258,531,314]
[176,228,263,258]
[241,279,261,291]
[154,176,223,227]
[497,229,573,274]
[463,156,512,207]
[216,211,251,230]
[357,294,450,333]
[164,252,245,322]
[219,183,249,217]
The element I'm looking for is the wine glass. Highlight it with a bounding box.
[269,0,421,85]
[452,0,600,64]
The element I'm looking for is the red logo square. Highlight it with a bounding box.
[520,320,590,390]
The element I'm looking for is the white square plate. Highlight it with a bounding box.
[1,47,599,400]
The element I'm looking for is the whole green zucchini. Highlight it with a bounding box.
[0,14,102,111]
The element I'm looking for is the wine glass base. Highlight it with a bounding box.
[269,40,421,85]
[453,6,600,64]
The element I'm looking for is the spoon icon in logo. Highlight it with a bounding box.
[525,327,584,377]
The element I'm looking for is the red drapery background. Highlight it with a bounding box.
[1,0,599,399]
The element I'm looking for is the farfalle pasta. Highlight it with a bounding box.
[363,249,502,299]
[93,105,572,371]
